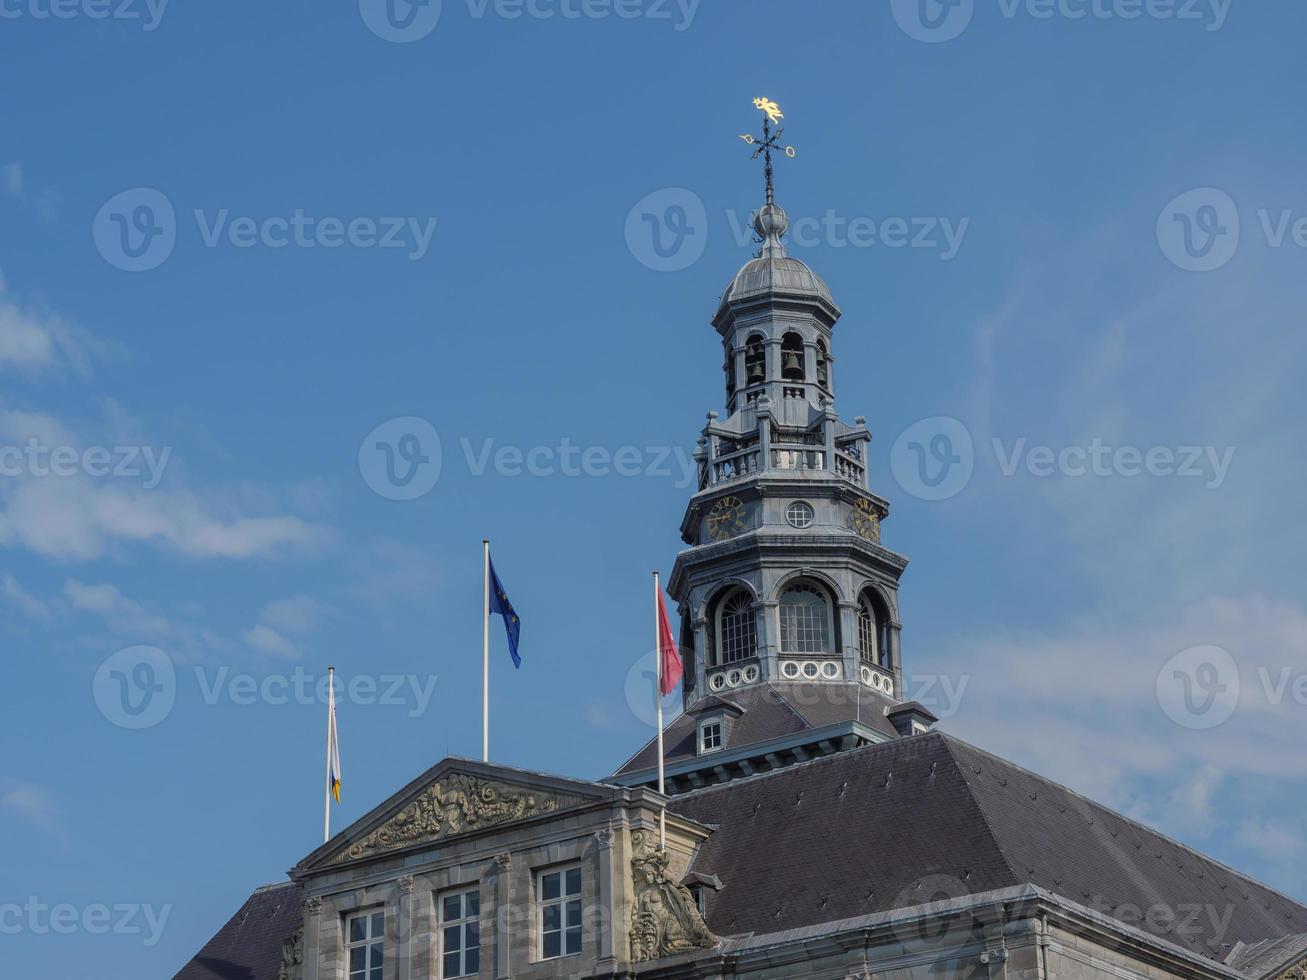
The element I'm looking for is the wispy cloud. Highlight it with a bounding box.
[0,163,59,221]
[0,572,50,620]
[240,595,330,659]
[0,783,63,840]
[0,275,100,376]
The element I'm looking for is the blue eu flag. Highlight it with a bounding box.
[487,556,522,668]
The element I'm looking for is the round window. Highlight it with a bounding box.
[786,501,815,529]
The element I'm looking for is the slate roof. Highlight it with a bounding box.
[669,732,1307,961]
[613,681,900,778]
[174,880,302,980]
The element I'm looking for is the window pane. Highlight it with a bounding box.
[370,967,382,980]
[542,904,560,932]
[443,951,461,978]
[444,924,461,950]
[541,872,560,901]
[565,868,581,896]
[349,946,366,974]
[442,894,461,922]
[370,912,385,939]
[466,945,479,975]
[467,921,479,947]
[566,925,582,955]
[350,917,366,944]
[466,890,479,917]
[565,899,581,928]
[543,931,561,959]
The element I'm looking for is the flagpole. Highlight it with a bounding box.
[324,665,334,844]
[654,570,666,850]
[483,539,490,763]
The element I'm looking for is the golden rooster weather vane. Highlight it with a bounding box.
[739,97,796,206]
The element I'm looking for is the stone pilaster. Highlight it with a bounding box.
[493,852,513,980]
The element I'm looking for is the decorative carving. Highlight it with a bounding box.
[304,897,324,916]
[629,830,717,962]
[397,875,415,894]
[276,927,303,980]
[495,852,513,872]
[334,774,569,864]
[1279,959,1307,980]
[595,826,614,848]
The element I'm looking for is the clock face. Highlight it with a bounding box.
[850,498,881,543]
[706,496,748,542]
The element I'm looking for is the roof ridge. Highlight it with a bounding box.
[938,732,1307,916]
[671,729,938,801]
[937,735,1023,889]
[764,683,817,731]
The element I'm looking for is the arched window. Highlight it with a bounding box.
[716,589,756,665]
[857,590,890,667]
[781,332,805,381]
[724,342,736,396]
[779,582,832,653]
[744,335,766,385]
[816,340,829,389]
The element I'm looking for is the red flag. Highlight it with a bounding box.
[656,587,684,696]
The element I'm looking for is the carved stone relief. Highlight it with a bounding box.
[629,829,717,962]
[332,774,573,864]
[277,926,303,980]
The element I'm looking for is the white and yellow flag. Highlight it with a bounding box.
[327,668,341,804]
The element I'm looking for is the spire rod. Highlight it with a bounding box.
[739,97,796,207]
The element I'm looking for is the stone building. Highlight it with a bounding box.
[175,190,1307,980]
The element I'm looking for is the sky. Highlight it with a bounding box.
[2,1,1306,976]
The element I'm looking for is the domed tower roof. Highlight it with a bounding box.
[715,203,840,327]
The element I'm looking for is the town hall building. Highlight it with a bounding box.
[176,153,1307,980]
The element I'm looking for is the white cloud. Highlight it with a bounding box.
[1,163,59,220]
[1237,816,1307,861]
[0,279,99,376]
[259,595,328,635]
[64,579,175,641]
[241,623,301,659]
[0,572,49,620]
[0,783,61,838]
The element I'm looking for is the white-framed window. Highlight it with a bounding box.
[699,717,723,753]
[346,910,385,980]
[779,583,832,653]
[785,500,815,529]
[537,865,582,960]
[857,596,878,665]
[439,887,480,979]
[716,589,756,665]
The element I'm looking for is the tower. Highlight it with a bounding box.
[613,101,935,793]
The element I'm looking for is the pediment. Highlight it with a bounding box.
[297,759,607,872]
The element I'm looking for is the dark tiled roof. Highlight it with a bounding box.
[174,881,302,980]
[670,732,1307,960]
[613,682,899,778]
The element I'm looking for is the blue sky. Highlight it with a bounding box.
[3,1,1307,976]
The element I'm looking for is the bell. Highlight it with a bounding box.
[747,361,765,384]
[782,350,803,379]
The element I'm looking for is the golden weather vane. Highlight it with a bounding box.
[739,97,796,206]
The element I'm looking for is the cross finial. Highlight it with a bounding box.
[739,97,796,206]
